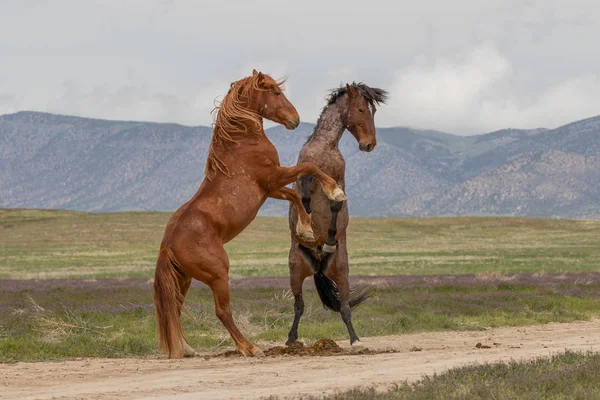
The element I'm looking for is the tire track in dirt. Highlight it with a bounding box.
[2,319,600,400]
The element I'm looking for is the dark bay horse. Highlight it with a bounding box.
[154,70,347,359]
[287,83,388,346]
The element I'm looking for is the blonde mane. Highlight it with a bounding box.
[205,73,286,179]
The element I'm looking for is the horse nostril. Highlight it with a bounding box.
[366,144,373,151]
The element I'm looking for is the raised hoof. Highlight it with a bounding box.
[297,227,316,242]
[322,243,337,253]
[333,188,347,202]
[351,340,364,349]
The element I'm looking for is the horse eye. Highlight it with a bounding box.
[275,92,281,96]
[358,108,364,113]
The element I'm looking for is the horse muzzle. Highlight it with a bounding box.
[285,117,300,130]
[359,142,375,152]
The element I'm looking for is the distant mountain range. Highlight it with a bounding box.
[1,111,599,219]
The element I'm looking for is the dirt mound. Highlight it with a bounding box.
[209,338,397,359]
[264,338,345,357]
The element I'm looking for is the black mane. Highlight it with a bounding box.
[325,82,389,109]
[304,82,389,145]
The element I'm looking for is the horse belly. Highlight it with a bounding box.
[307,192,331,241]
[308,192,349,247]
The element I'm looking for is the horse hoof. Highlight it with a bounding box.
[322,243,337,253]
[333,188,347,202]
[351,340,364,348]
[183,349,197,357]
[298,231,315,242]
[183,341,197,357]
[253,349,265,358]
[245,345,264,357]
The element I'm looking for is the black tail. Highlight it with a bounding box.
[298,244,371,312]
[313,270,341,311]
[313,272,371,312]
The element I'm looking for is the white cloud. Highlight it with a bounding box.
[521,76,600,128]
[1,1,600,133]
[381,43,600,134]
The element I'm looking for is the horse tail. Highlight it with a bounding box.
[348,284,372,310]
[313,270,341,311]
[314,272,371,312]
[153,247,185,359]
[298,243,371,312]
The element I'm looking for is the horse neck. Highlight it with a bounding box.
[213,117,265,146]
[205,117,267,178]
[308,99,348,150]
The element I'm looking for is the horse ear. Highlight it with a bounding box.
[346,83,358,98]
[253,69,265,83]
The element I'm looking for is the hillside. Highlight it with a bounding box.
[1,111,599,218]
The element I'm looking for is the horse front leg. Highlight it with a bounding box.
[299,176,313,214]
[323,200,343,253]
[272,163,346,202]
[268,187,315,241]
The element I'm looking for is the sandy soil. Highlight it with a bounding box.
[2,319,600,400]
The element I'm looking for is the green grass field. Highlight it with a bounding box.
[2,207,600,400]
[3,275,600,363]
[286,351,600,400]
[2,208,600,279]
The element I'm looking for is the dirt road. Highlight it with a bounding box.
[3,319,600,400]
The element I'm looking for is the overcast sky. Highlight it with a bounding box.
[1,0,598,134]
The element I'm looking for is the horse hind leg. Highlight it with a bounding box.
[286,244,314,345]
[328,247,369,346]
[209,276,264,357]
[175,227,263,357]
[176,276,197,357]
[286,279,305,346]
[335,276,361,346]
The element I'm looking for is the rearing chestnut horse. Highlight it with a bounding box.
[287,82,388,346]
[154,70,346,358]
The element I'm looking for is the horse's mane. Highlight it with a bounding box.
[305,82,389,145]
[205,73,286,179]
